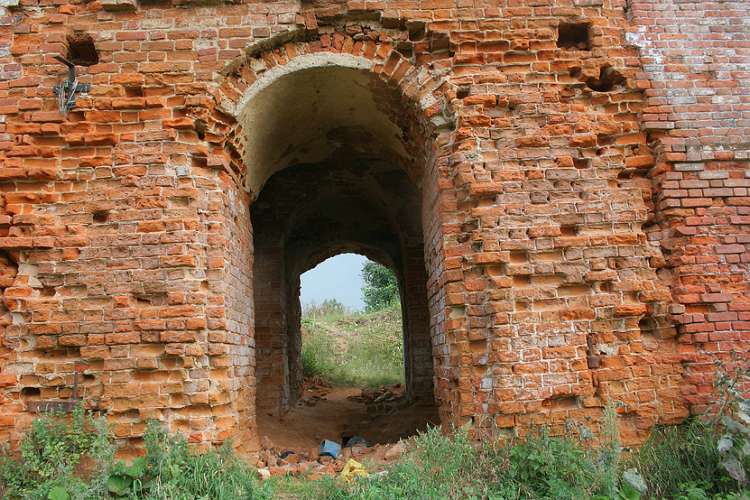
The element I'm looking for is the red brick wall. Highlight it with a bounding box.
[628,0,750,412]
[0,0,746,449]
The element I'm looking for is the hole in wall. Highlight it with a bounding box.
[560,225,577,236]
[457,86,470,99]
[638,315,661,350]
[585,65,626,92]
[509,250,527,263]
[407,21,426,41]
[21,387,41,398]
[557,23,591,50]
[194,119,207,140]
[395,41,413,57]
[92,210,109,223]
[125,87,144,97]
[639,316,657,336]
[40,287,56,297]
[573,158,591,169]
[66,32,99,66]
[513,275,531,286]
[542,395,581,410]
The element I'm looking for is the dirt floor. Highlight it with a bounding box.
[256,378,439,456]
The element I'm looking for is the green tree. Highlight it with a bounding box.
[361,261,399,312]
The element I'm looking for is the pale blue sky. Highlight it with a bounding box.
[300,253,367,310]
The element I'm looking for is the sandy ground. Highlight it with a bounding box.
[256,383,439,453]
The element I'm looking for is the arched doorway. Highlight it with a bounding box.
[204,40,457,448]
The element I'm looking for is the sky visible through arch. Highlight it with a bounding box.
[300,253,368,311]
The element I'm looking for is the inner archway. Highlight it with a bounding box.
[254,252,437,450]
[300,255,406,392]
[251,153,437,444]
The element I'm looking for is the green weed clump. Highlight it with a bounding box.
[274,397,748,500]
[275,424,625,500]
[301,302,404,388]
[0,411,269,500]
[0,405,114,500]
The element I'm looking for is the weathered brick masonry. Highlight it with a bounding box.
[0,0,747,449]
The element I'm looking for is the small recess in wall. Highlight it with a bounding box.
[557,23,591,50]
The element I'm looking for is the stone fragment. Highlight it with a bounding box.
[100,0,137,11]
[384,441,406,461]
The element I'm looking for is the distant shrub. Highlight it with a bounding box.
[361,262,399,312]
[303,298,349,318]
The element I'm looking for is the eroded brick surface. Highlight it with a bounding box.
[0,0,746,449]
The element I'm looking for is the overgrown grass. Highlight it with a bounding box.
[0,409,270,500]
[630,418,731,498]
[2,407,749,499]
[275,420,748,500]
[301,301,404,388]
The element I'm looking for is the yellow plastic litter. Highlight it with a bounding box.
[339,459,368,483]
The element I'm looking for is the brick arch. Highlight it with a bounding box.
[192,31,458,196]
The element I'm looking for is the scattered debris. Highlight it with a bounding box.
[343,435,367,448]
[384,440,406,461]
[252,379,434,481]
[320,439,341,459]
[340,459,368,483]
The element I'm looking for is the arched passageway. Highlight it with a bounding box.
[233,55,446,444]
[252,157,434,416]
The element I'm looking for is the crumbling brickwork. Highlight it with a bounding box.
[626,0,750,415]
[0,0,747,450]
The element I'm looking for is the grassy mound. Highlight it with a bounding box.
[301,302,404,388]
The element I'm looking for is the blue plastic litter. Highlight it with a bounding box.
[319,439,341,458]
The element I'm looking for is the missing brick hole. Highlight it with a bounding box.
[509,250,527,263]
[639,316,657,336]
[194,119,207,140]
[557,23,591,50]
[134,292,167,305]
[93,210,109,223]
[513,275,531,286]
[560,225,577,236]
[66,32,99,67]
[41,286,56,297]
[456,86,470,99]
[21,387,41,398]
[407,21,426,41]
[83,373,95,382]
[569,66,582,78]
[574,158,591,169]
[542,395,580,410]
[586,65,626,92]
[395,41,413,58]
[67,111,85,122]
[125,87,144,97]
